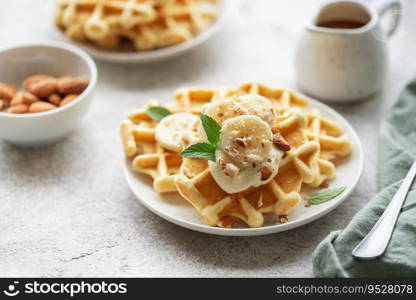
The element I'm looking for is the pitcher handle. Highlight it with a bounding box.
[374,0,402,37]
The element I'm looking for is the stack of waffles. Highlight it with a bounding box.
[55,0,218,51]
[120,83,352,228]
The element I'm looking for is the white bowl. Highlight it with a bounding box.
[48,0,227,64]
[0,42,97,147]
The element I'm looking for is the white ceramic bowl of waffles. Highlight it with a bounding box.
[0,41,97,146]
[48,0,227,64]
[124,96,364,236]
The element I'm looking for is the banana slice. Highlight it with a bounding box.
[202,94,276,126]
[155,113,201,152]
[209,115,283,194]
[202,99,248,124]
[234,94,276,126]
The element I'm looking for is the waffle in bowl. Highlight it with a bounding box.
[120,82,353,228]
[55,0,218,51]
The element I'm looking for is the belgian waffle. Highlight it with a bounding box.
[120,101,183,193]
[120,83,352,227]
[55,0,218,51]
[174,140,323,227]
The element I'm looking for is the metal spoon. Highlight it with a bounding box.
[352,160,416,260]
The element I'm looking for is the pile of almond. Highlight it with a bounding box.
[0,75,89,114]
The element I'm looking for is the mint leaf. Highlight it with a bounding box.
[146,106,171,121]
[200,113,221,147]
[308,187,346,205]
[180,114,221,162]
[180,143,216,162]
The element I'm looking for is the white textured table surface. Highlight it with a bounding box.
[1,0,415,277]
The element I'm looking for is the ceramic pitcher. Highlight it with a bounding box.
[295,0,402,102]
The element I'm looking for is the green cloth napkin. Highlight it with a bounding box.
[313,79,416,277]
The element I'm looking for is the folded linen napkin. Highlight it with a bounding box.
[313,79,416,277]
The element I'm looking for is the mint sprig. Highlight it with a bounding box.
[146,106,171,121]
[308,187,346,205]
[180,143,216,161]
[200,113,221,147]
[180,113,221,162]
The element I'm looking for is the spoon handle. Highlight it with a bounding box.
[352,160,416,260]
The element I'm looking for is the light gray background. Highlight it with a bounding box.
[1,0,415,277]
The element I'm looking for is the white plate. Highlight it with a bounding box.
[48,0,227,64]
[124,97,364,236]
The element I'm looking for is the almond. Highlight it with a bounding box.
[23,75,50,90]
[319,182,329,188]
[47,93,62,106]
[10,91,39,106]
[60,94,78,106]
[272,132,291,151]
[58,76,89,94]
[29,101,57,113]
[10,92,24,106]
[26,78,58,98]
[278,215,289,224]
[0,82,16,101]
[8,104,28,114]
[260,166,272,180]
[22,91,39,105]
[217,216,235,228]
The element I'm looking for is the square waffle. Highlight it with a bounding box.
[120,101,183,193]
[119,83,352,227]
[55,0,218,51]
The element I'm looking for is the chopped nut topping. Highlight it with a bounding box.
[279,215,289,223]
[257,193,264,208]
[218,158,226,170]
[319,182,329,188]
[272,132,291,151]
[235,138,247,148]
[271,126,279,134]
[235,107,246,115]
[217,216,235,228]
[260,166,272,180]
[224,163,239,177]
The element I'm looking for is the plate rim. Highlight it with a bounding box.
[49,0,228,64]
[124,96,364,236]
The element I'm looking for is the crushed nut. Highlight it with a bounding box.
[218,158,226,170]
[217,216,235,228]
[257,193,264,208]
[319,182,329,188]
[271,126,279,134]
[279,215,289,223]
[260,166,272,180]
[272,132,291,151]
[224,163,239,177]
[235,138,247,148]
